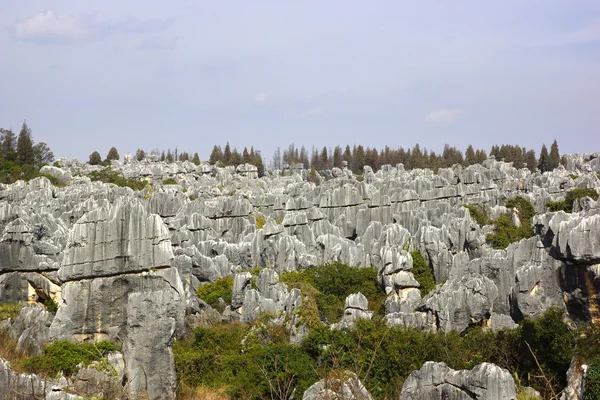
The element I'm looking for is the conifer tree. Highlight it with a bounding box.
[17,121,34,165]
[538,144,549,172]
[209,145,223,165]
[0,129,17,162]
[192,152,201,165]
[548,140,560,171]
[106,147,120,162]
[89,151,102,165]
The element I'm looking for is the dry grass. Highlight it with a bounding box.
[0,330,27,372]
[177,384,232,400]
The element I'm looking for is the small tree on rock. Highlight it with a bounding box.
[17,121,35,165]
[89,151,102,165]
[106,147,120,162]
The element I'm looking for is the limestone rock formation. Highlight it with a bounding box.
[399,361,517,399]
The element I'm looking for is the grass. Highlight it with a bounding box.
[0,303,23,321]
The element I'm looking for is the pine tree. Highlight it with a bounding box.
[538,144,549,172]
[223,143,232,166]
[106,147,120,162]
[192,153,201,165]
[0,129,17,162]
[525,150,537,173]
[464,145,476,166]
[17,121,35,165]
[548,140,560,171]
[332,146,343,169]
[166,149,174,163]
[209,145,223,165]
[135,149,146,161]
[89,151,102,165]
[242,147,250,164]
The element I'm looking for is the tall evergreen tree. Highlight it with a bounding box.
[17,121,35,165]
[192,152,201,165]
[0,129,17,162]
[242,147,250,164]
[464,145,476,166]
[524,150,537,173]
[166,149,174,163]
[106,147,120,162]
[209,145,223,165]
[223,143,232,165]
[548,140,560,171]
[538,144,549,172]
[89,151,102,165]
[135,149,146,161]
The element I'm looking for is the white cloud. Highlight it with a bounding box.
[253,92,269,103]
[425,108,462,124]
[13,11,174,44]
[15,11,88,40]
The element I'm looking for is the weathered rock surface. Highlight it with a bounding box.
[303,371,372,400]
[399,361,517,400]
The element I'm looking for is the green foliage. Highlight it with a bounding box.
[255,216,266,229]
[546,188,599,213]
[162,177,178,185]
[0,161,64,185]
[487,197,535,249]
[586,361,600,400]
[87,168,147,191]
[43,298,59,313]
[23,340,120,377]
[175,323,317,399]
[105,147,120,162]
[89,151,102,165]
[281,262,385,324]
[410,250,436,297]
[463,204,489,226]
[0,303,23,321]
[196,277,234,308]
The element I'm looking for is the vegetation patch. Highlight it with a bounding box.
[281,262,385,325]
[487,197,535,249]
[410,250,436,297]
[546,188,599,213]
[23,340,120,377]
[0,302,23,321]
[87,168,147,191]
[463,204,489,226]
[196,276,234,309]
[255,216,266,229]
[162,177,178,185]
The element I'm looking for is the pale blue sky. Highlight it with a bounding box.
[1,1,599,162]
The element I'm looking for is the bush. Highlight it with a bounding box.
[196,277,234,308]
[23,340,120,376]
[463,204,489,226]
[587,361,600,400]
[546,188,599,213]
[255,216,266,229]
[410,250,436,297]
[0,303,23,321]
[87,168,147,191]
[43,298,58,313]
[487,197,535,249]
[162,177,178,185]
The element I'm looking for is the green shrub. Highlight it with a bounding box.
[43,298,58,313]
[23,340,120,377]
[463,204,489,226]
[281,262,385,324]
[196,277,234,308]
[0,303,23,321]
[87,168,147,191]
[587,361,600,400]
[162,177,178,185]
[486,197,535,249]
[546,188,599,213]
[255,216,266,229]
[410,250,436,297]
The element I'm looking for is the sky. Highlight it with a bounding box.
[1,1,599,164]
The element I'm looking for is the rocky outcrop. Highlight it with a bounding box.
[303,371,372,400]
[399,361,516,399]
[0,357,80,400]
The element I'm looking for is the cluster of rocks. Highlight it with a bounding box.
[0,155,598,399]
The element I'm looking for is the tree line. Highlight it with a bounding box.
[0,121,55,183]
[208,143,265,176]
[270,140,563,174]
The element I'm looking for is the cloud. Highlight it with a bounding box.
[253,92,269,103]
[425,108,462,124]
[13,11,174,44]
[14,11,89,40]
